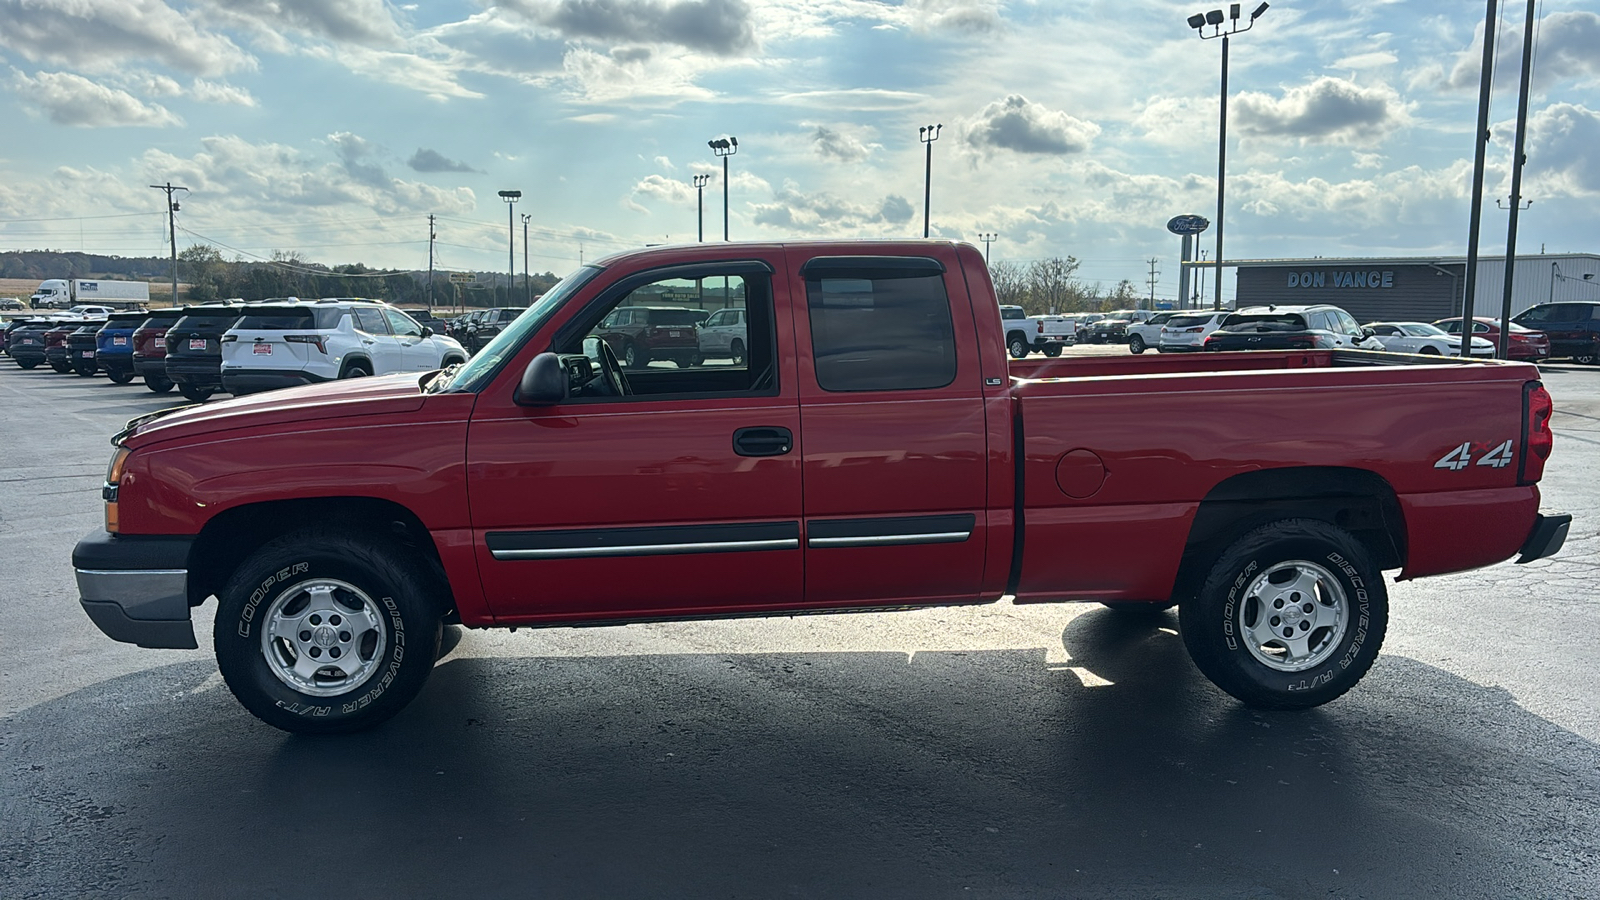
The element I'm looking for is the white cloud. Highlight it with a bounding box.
[0,0,252,77]
[500,0,757,55]
[1522,102,1600,197]
[188,79,258,106]
[964,95,1099,155]
[774,88,924,110]
[750,180,914,232]
[12,71,183,127]
[201,0,404,46]
[1233,77,1409,145]
[810,125,874,162]
[1436,11,1600,92]
[554,45,718,104]
[301,43,483,99]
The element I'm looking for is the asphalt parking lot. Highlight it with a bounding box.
[3,350,1599,899]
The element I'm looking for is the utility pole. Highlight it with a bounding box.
[1147,257,1162,309]
[427,214,436,312]
[148,182,188,306]
[1497,0,1538,359]
[521,213,532,305]
[1460,0,1499,357]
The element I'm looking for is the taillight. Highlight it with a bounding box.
[1286,336,1315,349]
[1186,326,1204,333]
[1036,321,1044,333]
[1520,381,1553,484]
[221,334,237,343]
[285,334,327,353]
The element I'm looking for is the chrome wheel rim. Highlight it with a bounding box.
[1238,560,1349,673]
[260,578,388,697]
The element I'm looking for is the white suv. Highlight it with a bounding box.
[220,299,467,395]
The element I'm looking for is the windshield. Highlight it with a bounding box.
[437,265,603,393]
[1222,313,1307,331]
[1400,323,1446,337]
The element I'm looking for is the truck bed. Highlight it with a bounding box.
[1007,348,1542,603]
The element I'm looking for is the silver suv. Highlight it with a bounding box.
[220,299,467,395]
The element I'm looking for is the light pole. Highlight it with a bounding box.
[919,123,943,238]
[520,213,532,305]
[708,137,737,240]
[693,173,710,242]
[977,232,998,264]
[498,190,520,305]
[1187,3,1269,310]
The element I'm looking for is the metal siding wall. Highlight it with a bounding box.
[1235,264,1463,323]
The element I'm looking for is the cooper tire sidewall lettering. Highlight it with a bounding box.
[215,531,441,734]
[1181,519,1389,710]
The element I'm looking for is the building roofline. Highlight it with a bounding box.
[1223,252,1599,268]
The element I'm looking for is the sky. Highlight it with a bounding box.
[0,0,1596,305]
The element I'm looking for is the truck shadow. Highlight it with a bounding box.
[5,608,1598,899]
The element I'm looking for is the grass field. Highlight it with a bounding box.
[0,278,185,307]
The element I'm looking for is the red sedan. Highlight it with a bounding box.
[1433,316,1550,361]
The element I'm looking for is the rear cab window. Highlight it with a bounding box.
[801,257,957,393]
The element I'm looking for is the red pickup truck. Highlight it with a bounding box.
[74,241,1570,734]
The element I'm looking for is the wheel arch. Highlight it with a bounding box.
[187,496,455,617]
[1172,466,1406,603]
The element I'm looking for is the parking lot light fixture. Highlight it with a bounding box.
[708,137,737,240]
[977,232,998,264]
[919,124,943,239]
[692,173,711,242]
[498,190,521,304]
[1188,4,1268,310]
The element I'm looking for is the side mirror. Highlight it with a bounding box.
[514,352,567,406]
[420,326,433,338]
[1360,327,1377,339]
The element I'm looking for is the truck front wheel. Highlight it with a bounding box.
[1129,335,1147,354]
[214,528,444,734]
[1179,518,1387,710]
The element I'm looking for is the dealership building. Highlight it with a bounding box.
[1214,253,1600,323]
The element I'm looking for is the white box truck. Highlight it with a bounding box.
[30,279,150,309]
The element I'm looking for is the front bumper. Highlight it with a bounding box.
[72,530,196,649]
[1517,512,1571,564]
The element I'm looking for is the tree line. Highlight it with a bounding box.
[988,257,1146,315]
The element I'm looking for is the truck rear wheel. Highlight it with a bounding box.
[1179,518,1387,710]
[214,528,444,734]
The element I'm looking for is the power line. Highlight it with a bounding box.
[176,225,419,278]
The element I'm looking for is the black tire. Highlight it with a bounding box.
[1008,334,1029,359]
[1129,335,1147,354]
[341,361,372,378]
[214,528,444,734]
[1042,343,1062,358]
[17,359,38,370]
[107,368,135,384]
[1179,518,1388,710]
[74,362,98,377]
[1574,354,1597,366]
[621,341,646,369]
[179,383,215,402]
[145,374,174,393]
[50,362,72,374]
[729,339,746,366]
[686,352,704,367]
[1419,346,1440,355]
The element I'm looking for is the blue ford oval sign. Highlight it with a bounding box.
[1167,214,1210,235]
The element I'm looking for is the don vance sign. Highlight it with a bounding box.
[1287,270,1396,289]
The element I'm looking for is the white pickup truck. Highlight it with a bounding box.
[1000,305,1074,358]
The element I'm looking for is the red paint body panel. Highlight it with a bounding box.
[104,241,1556,631]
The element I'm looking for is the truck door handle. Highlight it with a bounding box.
[733,426,793,457]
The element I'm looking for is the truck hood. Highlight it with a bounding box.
[119,373,429,449]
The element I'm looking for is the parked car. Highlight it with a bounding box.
[596,305,702,368]
[1157,312,1228,352]
[0,297,24,311]
[696,305,747,364]
[43,321,78,373]
[1204,305,1385,352]
[1433,316,1550,361]
[220,300,468,395]
[165,305,244,402]
[94,312,147,384]
[463,307,525,354]
[7,319,56,369]
[1510,302,1600,363]
[131,308,188,394]
[1079,309,1154,344]
[1125,312,1177,354]
[1366,322,1494,357]
[66,320,108,375]
[75,240,1567,735]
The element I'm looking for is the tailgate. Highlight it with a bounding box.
[223,328,316,369]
